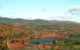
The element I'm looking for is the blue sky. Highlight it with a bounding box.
[0,0,80,22]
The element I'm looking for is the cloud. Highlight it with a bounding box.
[67,5,80,16]
[65,5,80,23]
[50,5,80,23]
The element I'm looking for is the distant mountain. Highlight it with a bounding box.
[0,17,79,26]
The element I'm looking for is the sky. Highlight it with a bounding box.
[0,0,80,23]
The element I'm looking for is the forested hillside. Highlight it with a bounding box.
[0,17,80,50]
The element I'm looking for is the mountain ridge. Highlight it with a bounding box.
[0,17,79,26]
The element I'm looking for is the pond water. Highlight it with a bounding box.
[29,38,56,44]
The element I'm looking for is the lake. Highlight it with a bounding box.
[29,38,56,44]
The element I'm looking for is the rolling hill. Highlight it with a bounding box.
[0,17,79,26]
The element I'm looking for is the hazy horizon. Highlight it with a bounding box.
[0,0,80,23]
